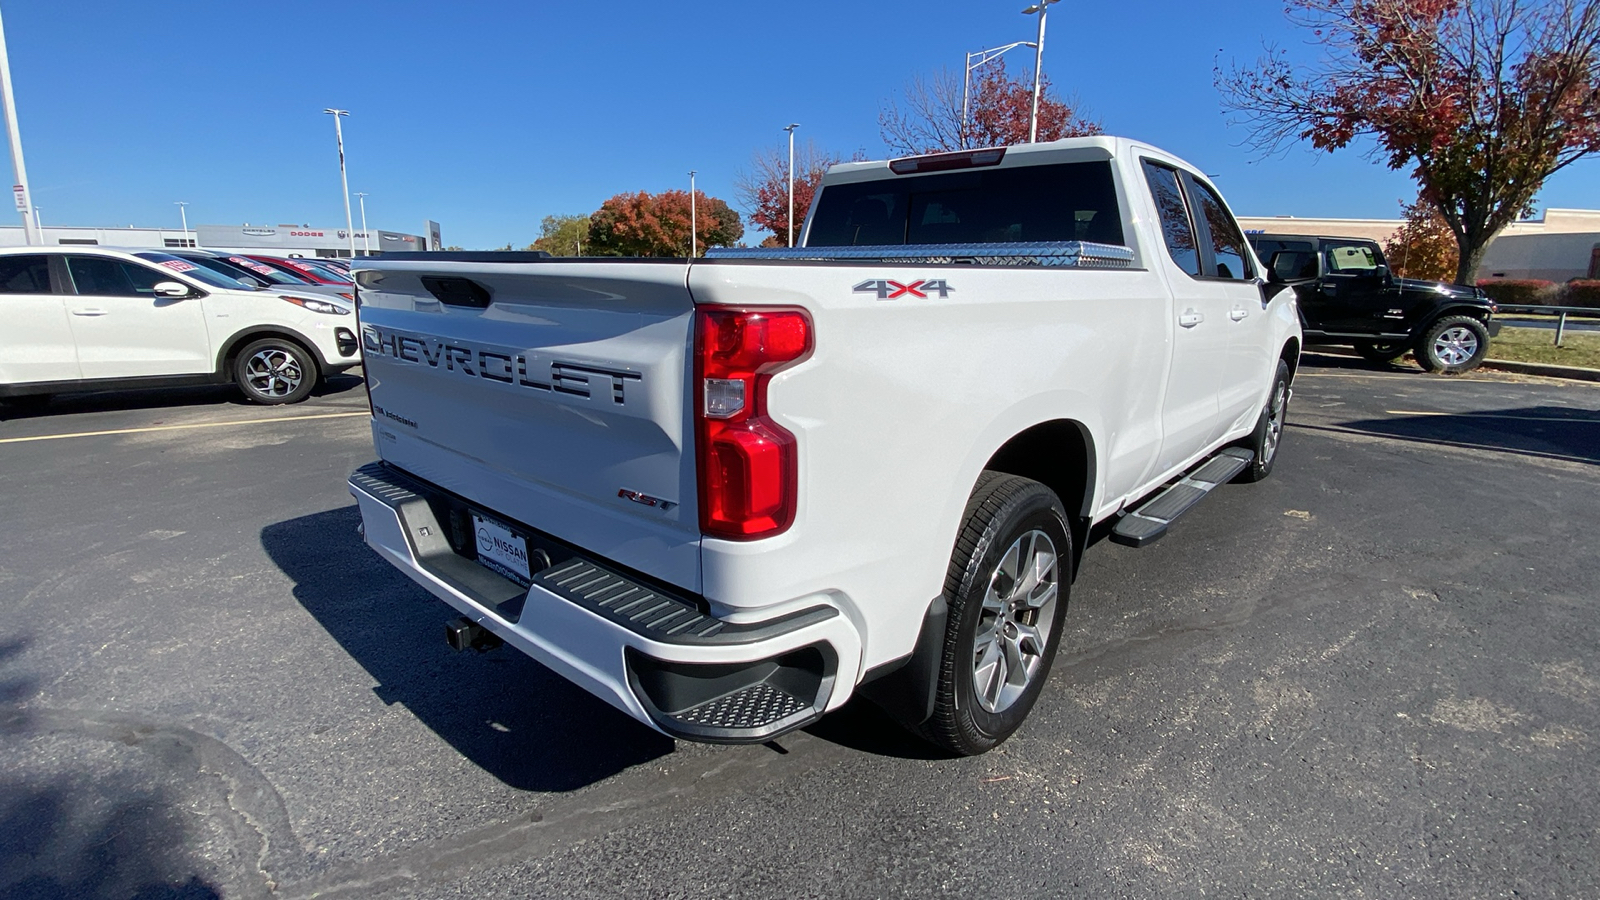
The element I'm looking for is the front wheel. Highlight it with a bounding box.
[919,473,1072,756]
[1235,359,1290,483]
[234,338,318,405]
[1415,316,1490,374]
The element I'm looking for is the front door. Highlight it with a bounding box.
[0,253,80,385]
[63,255,212,379]
[1315,241,1393,334]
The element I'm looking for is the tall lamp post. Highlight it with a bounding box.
[1022,0,1059,143]
[783,123,800,247]
[688,170,697,258]
[323,108,357,259]
[0,4,39,245]
[962,41,1035,149]
[175,201,189,245]
[353,192,371,255]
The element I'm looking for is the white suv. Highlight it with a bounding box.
[0,246,360,406]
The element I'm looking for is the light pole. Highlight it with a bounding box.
[1022,0,1059,143]
[783,123,800,247]
[323,108,357,259]
[175,201,189,244]
[688,170,697,258]
[0,5,39,245]
[962,41,1035,149]
[354,192,370,254]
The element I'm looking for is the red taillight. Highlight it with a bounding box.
[694,307,813,540]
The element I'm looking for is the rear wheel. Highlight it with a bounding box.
[234,338,318,405]
[1235,359,1291,483]
[1353,340,1409,364]
[919,473,1072,756]
[1415,316,1490,374]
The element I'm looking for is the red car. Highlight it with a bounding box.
[245,255,354,286]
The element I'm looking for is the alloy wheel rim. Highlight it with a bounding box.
[972,528,1059,714]
[245,349,303,397]
[1262,380,1287,465]
[1433,327,1480,366]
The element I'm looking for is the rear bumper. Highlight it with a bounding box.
[347,462,862,742]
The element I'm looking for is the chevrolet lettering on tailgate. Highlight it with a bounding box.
[361,324,641,405]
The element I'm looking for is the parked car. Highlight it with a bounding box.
[1247,233,1499,373]
[167,250,356,303]
[244,255,354,286]
[346,136,1301,755]
[0,247,359,407]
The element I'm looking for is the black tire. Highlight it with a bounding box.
[233,337,318,405]
[919,472,1072,756]
[1414,315,1490,374]
[1353,340,1409,364]
[1235,359,1291,483]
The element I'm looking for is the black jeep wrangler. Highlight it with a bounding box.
[1249,233,1500,374]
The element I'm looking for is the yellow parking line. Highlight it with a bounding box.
[1385,409,1592,422]
[0,410,370,444]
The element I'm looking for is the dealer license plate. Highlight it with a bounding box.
[472,513,532,585]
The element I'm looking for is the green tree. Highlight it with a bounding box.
[528,214,592,256]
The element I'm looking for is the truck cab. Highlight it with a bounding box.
[1249,233,1499,373]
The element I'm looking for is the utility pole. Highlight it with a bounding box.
[175,201,189,245]
[1023,0,1059,143]
[962,42,1035,149]
[783,123,800,247]
[688,170,697,258]
[354,192,370,254]
[324,108,357,259]
[0,4,39,244]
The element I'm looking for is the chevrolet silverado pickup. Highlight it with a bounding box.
[346,137,1303,755]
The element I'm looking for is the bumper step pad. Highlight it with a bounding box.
[1111,447,1254,548]
[674,682,811,730]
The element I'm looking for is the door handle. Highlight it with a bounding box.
[70,308,108,317]
[1230,306,1250,321]
[1179,309,1204,328]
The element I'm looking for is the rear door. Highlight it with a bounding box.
[0,253,79,384]
[356,260,701,590]
[63,255,214,379]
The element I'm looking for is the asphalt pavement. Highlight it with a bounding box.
[1,361,1597,899]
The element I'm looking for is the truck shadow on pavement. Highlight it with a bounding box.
[1311,405,1600,465]
[260,506,674,793]
[0,373,366,421]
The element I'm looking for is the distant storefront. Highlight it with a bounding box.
[0,221,437,258]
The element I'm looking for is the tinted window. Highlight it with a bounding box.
[1252,238,1318,280]
[1141,161,1201,277]
[1189,180,1251,280]
[134,252,254,290]
[1325,242,1380,274]
[807,161,1124,247]
[226,256,305,284]
[66,256,167,297]
[0,255,51,293]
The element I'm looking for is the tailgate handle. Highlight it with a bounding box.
[420,276,493,308]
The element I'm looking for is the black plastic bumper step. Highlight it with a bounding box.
[1111,447,1254,548]
[673,682,811,730]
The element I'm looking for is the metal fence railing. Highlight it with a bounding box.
[1494,304,1600,347]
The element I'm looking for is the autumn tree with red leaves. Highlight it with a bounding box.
[1384,194,1460,281]
[735,140,864,248]
[1218,0,1600,284]
[879,57,1101,155]
[585,189,742,258]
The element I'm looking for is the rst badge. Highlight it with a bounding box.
[853,279,953,300]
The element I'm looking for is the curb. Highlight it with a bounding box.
[1480,359,1600,383]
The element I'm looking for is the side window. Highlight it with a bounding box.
[1188,180,1252,280]
[0,255,51,293]
[1141,160,1201,277]
[1325,243,1379,274]
[66,257,167,297]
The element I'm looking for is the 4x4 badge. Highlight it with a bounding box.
[853,279,954,300]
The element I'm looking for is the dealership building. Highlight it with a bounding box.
[0,220,440,258]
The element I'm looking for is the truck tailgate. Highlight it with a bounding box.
[354,260,700,591]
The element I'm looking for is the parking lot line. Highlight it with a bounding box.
[0,411,370,445]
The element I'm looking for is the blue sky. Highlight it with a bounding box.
[6,0,1600,249]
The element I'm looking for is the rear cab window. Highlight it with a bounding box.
[1140,160,1202,277]
[806,161,1125,247]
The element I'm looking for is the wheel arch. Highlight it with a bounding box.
[1280,336,1301,382]
[979,418,1096,571]
[215,327,327,379]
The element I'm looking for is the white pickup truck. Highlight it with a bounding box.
[347,136,1302,755]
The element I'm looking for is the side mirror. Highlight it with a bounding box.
[1266,250,1291,284]
[153,281,191,298]
[1374,264,1392,284]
